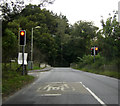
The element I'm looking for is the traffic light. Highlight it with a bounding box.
[19,30,26,46]
[91,48,94,55]
[95,47,98,55]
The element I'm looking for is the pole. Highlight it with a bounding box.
[118,1,120,23]
[31,28,33,69]
[94,47,95,63]
[22,46,25,75]
[18,27,20,54]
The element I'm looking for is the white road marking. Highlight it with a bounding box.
[52,86,60,90]
[41,83,71,92]
[41,94,61,96]
[43,85,50,90]
[46,86,52,91]
[80,82,107,106]
[37,87,42,92]
[50,82,66,83]
[60,86,64,91]
[63,84,69,88]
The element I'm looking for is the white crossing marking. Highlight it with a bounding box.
[80,82,107,106]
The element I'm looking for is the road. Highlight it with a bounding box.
[2,68,119,105]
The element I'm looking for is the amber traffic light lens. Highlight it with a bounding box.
[95,47,98,51]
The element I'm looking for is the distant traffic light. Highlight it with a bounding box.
[91,48,94,55]
[91,47,98,55]
[95,47,98,55]
[19,30,26,46]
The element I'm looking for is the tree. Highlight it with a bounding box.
[0,0,55,21]
[2,29,17,63]
[69,21,98,62]
[0,0,25,21]
[99,13,120,62]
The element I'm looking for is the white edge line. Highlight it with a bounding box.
[80,82,107,106]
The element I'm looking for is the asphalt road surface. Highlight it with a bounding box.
[2,68,119,105]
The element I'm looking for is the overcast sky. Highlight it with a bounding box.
[26,0,120,28]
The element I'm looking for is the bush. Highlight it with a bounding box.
[73,54,120,79]
[77,55,93,67]
[77,54,104,68]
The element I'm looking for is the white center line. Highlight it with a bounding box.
[80,82,107,106]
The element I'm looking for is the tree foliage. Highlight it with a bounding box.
[2,3,120,70]
[99,13,120,63]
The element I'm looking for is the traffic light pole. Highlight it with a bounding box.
[31,28,33,70]
[94,47,95,63]
[22,46,25,75]
[19,30,26,75]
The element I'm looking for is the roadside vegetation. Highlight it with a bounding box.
[72,55,120,79]
[71,13,120,79]
[30,63,45,70]
[2,62,35,98]
[2,61,47,98]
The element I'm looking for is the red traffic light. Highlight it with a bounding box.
[20,31,25,36]
[19,30,26,46]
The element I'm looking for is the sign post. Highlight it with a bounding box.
[22,46,25,75]
[19,30,26,75]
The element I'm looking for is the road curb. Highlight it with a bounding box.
[28,67,53,73]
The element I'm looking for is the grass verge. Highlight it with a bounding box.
[75,67,120,79]
[29,63,46,70]
[2,63,35,98]
[2,74,35,98]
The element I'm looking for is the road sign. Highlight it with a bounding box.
[18,53,28,65]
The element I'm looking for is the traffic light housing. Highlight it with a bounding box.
[95,47,98,55]
[19,30,26,46]
[91,47,98,55]
[91,48,94,55]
